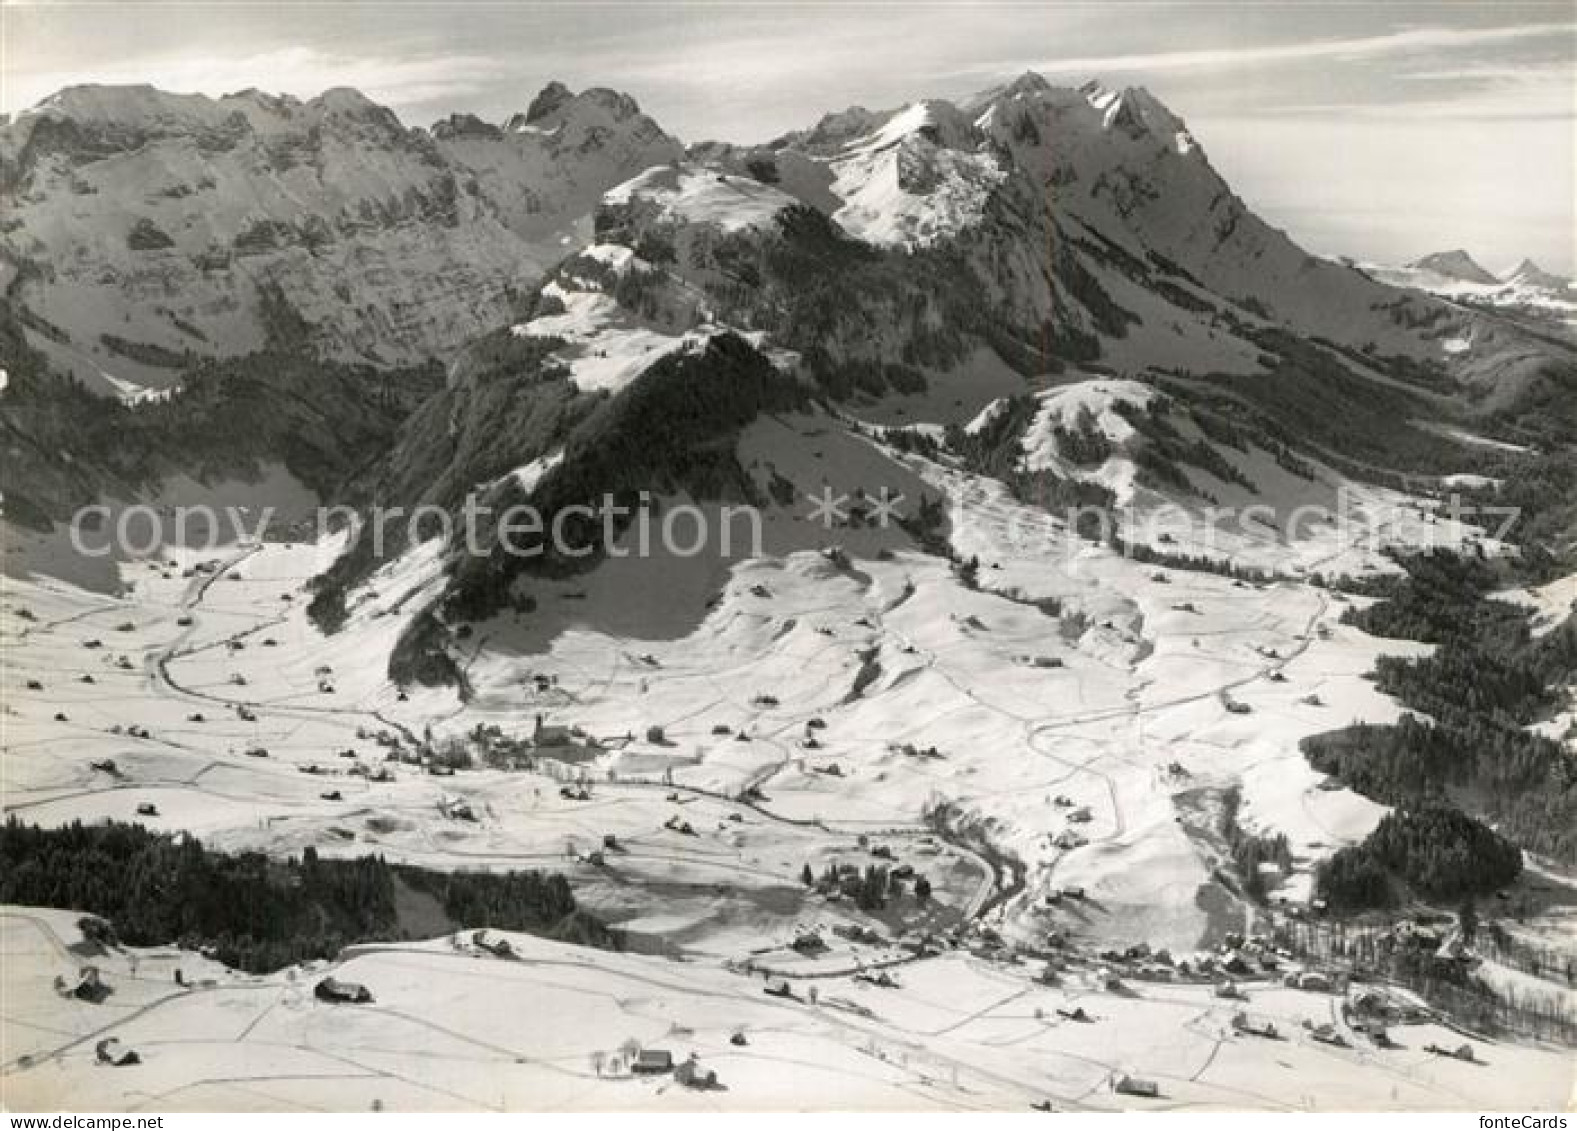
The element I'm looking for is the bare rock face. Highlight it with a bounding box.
[1410,249,1501,286]
[522,80,574,126]
[0,82,681,393]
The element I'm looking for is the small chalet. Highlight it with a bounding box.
[95,1038,140,1066]
[674,1055,718,1089]
[314,976,373,1004]
[1114,1075,1159,1098]
[632,1048,673,1074]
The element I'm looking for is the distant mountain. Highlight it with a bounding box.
[1505,258,1572,292]
[1408,249,1501,285]
[1361,249,1575,336]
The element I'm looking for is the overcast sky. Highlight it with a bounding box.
[4,1,1572,272]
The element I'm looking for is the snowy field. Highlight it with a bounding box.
[3,909,1571,1112]
[2,405,1572,1110]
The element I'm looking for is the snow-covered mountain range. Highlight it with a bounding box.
[1359,249,1574,325]
[3,76,1568,405]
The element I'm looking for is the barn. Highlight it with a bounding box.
[314,976,373,1004]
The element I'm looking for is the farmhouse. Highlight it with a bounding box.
[1231,1011,1278,1039]
[1114,1075,1159,1098]
[1288,970,1332,992]
[1308,1022,1347,1046]
[631,1048,673,1074]
[62,966,109,1003]
[476,933,518,960]
[314,976,373,1004]
[95,1038,139,1066]
[792,931,828,954]
[674,1055,718,1089]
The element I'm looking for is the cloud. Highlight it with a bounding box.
[1250,58,1576,122]
[962,21,1575,82]
[4,46,508,117]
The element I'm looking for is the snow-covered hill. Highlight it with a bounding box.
[1360,253,1575,332]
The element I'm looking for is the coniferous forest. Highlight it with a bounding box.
[1304,548,1577,870]
[0,819,615,973]
[1315,805,1524,911]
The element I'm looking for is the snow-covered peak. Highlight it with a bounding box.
[16,82,400,136]
[812,99,1005,249]
[601,163,798,234]
[845,99,982,156]
[1021,377,1160,505]
[793,106,885,154]
[430,112,503,141]
[997,71,1055,101]
[510,242,726,394]
[520,80,574,126]
[1082,83,1189,144]
[1408,249,1500,286]
[1,82,421,178]
[504,84,653,135]
[21,83,237,126]
[1504,258,1571,291]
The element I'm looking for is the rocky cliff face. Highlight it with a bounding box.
[0,83,680,393]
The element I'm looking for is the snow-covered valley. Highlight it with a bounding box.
[3,53,1575,1114]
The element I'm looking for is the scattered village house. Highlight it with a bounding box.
[58,965,110,1003]
[532,714,577,749]
[632,1048,674,1074]
[314,976,374,1004]
[95,1038,139,1066]
[674,1055,718,1089]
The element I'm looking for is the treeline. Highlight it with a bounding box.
[0,819,613,972]
[1111,397,1261,493]
[0,302,441,531]
[1458,439,1577,580]
[1358,549,1576,729]
[1311,548,1577,863]
[1218,787,1292,903]
[1315,806,1522,911]
[1304,718,1575,862]
[1053,405,1113,466]
[1341,548,1524,648]
[1371,647,1560,728]
[1108,535,1284,584]
[443,331,805,621]
[400,868,617,950]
